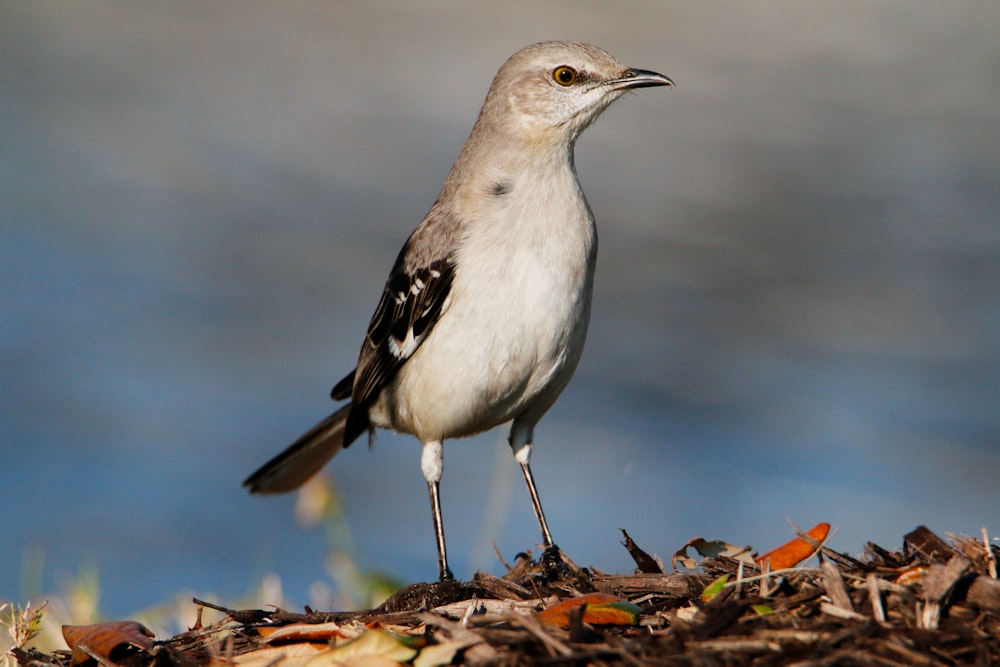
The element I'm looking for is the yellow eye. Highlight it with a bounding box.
[552,66,577,86]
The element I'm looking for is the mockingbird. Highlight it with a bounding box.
[245,41,672,581]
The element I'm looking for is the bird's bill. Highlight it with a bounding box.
[610,68,674,90]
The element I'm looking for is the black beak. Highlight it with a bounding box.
[610,68,674,90]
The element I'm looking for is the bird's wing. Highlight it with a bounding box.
[348,205,462,426]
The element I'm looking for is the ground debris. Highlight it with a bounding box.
[14,525,1000,666]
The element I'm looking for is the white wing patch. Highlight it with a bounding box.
[387,267,449,360]
[388,327,419,359]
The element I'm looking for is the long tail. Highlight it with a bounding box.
[243,403,353,494]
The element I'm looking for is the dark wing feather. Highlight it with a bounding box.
[340,205,462,445]
[330,370,354,401]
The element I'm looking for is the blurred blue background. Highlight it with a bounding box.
[2,2,998,616]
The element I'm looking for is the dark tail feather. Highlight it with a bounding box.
[244,403,353,494]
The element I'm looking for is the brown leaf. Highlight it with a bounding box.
[620,529,662,573]
[904,525,954,563]
[233,643,324,667]
[258,621,346,644]
[320,629,417,665]
[62,621,155,666]
[672,538,754,570]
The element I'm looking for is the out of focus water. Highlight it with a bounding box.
[3,2,998,618]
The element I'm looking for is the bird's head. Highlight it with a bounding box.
[481,41,673,143]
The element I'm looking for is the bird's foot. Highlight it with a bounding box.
[540,544,571,581]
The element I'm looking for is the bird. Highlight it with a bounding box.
[244,41,673,581]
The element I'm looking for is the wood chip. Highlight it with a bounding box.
[821,561,853,611]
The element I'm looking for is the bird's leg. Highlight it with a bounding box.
[515,448,570,579]
[426,480,453,581]
[518,455,554,548]
[509,423,555,548]
[509,424,568,579]
[422,440,454,581]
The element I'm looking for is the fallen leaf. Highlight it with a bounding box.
[620,528,663,573]
[363,623,425,641]
[412,637,482,667]
[315,629,416,665]
[896,565,928,586]
[701,575,730,603]
[904,525,953,562]
[259,621,347,644]
[337,657,407,667]
[675,605,698,621]
[62,621,155,666]
[536,593,640,627]
[234,643,324,667]
[755,522,830,570]
[672,538,754,570]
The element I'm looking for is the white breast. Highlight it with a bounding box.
[375,163,597,442]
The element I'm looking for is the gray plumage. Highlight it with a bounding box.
[245,41,672,580]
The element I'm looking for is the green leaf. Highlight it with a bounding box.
[700,574,730,602]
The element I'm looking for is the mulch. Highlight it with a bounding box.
[13,525,1000,666]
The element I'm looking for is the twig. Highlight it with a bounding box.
[507,613,573,657]
[819,602,868,622]
[867,573,886,623]
[430,596,555,620]
[984,527,997,579]
[821,561,853,611]
[919,554,970,629]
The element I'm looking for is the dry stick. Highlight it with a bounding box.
[818,602,868,622]
[984,527,997,579]
[431,596,555,620]
[821,561,853,611]
[757,629,823,643]
[223,634,237,667]
[460,599,476,628]
[967,574,1000,612]
[509,613,573,657]
[688,637,781,653]
[885,635,941,667]
[418,612,497,663]
[79,645,125,667]
[919,554,971,630]
[492,542,513,571]
[725,564,827,600]
[867,573,887,623]
[192,605,205,631]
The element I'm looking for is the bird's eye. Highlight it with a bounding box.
[552,66,577,86]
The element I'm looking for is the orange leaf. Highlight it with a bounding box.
[536,593,640,627]
[755,522,831,570]
[896,565,927,586]
[62,621,155,666]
